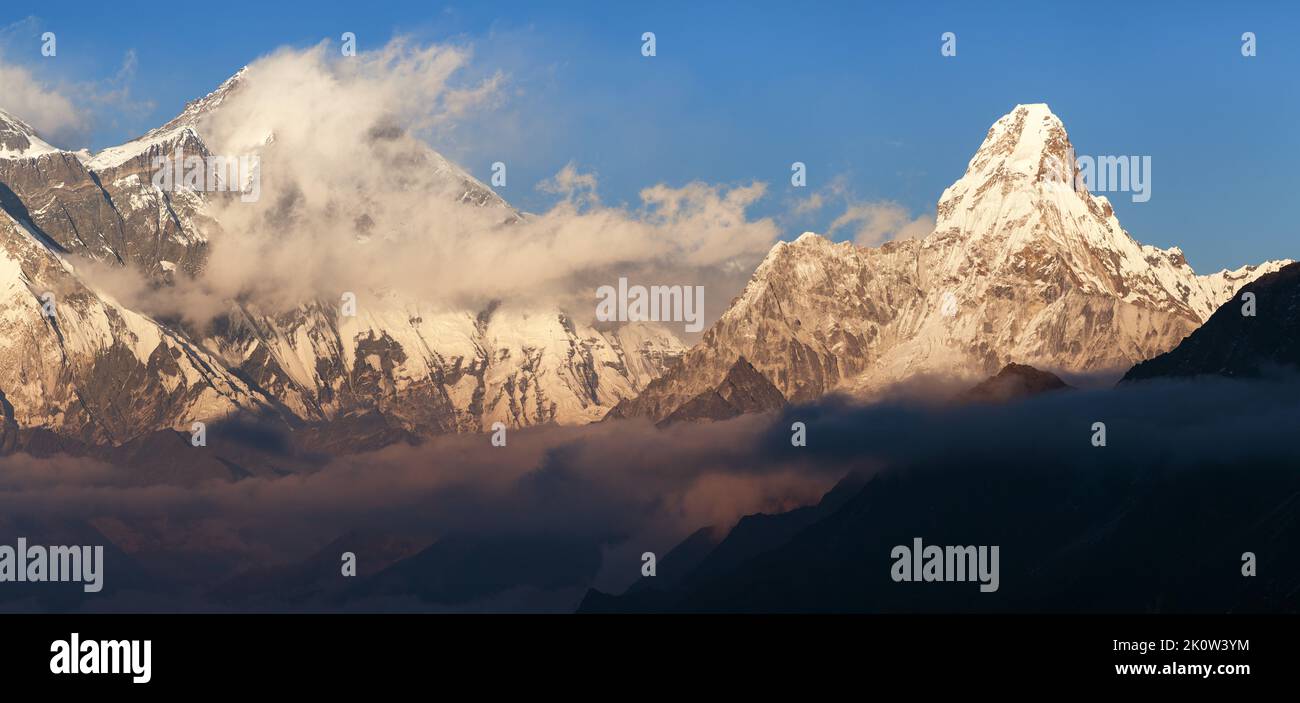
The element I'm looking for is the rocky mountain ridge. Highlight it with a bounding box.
[609,104,1290,423]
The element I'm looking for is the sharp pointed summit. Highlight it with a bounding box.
[608,105,1291,424]
[961,103,1074,183]
[153,65,249,137]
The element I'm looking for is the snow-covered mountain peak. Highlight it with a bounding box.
[85,66,246,172]
[153,66,247,136]
[936,104,1086,237]
[926,104,1291,321]
[609,104,1291,423]
[727,231,863,320]
[0,109,61,159]
[966,103,1071,181]
[0,67,684,446]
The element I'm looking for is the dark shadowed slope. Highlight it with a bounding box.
[958,363,1073,403]
[579,471,868,612]
[582,376,1300,613]
[581,457,1300,613]
[1124,262,1300,382]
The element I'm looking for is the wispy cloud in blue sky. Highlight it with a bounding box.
[1,0,1294,271]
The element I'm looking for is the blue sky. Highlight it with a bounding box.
[1,0,1296,272]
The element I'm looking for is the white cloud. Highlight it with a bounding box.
[0,17,153,148]
[0,61,85,143]
[126,38,782,327]
[792,174,934,247]
[829,201,934,246]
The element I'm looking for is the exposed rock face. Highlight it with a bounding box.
[1122,262,1300,381]
[658,356,786,426]
[0,209,271,445]
[1,105,214,280]
[607,234,925,422]
[0,388,18,453]
[610,104,1290,424]
[204,299,685,433]
[0,70,684,448]
[85,126,217,279]
[0,111,62,159]
[958,362,1072,404]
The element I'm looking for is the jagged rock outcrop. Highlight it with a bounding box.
[958,362,1072,403]
[657,356,785,426]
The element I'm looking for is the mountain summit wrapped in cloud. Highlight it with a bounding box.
[0,66,686,449]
